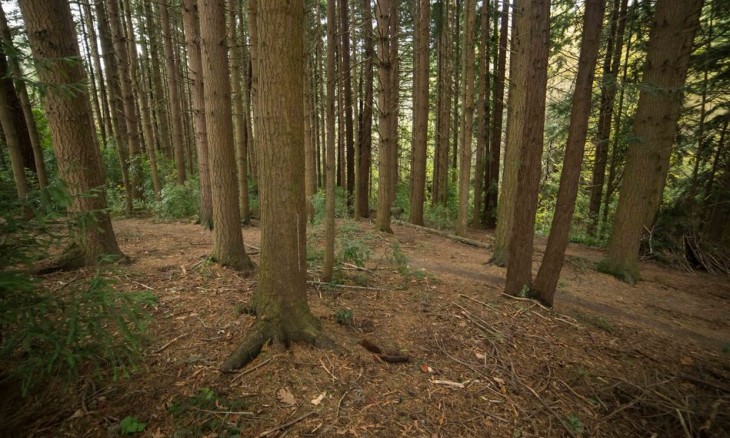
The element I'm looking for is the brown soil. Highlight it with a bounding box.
[7,218,730,437]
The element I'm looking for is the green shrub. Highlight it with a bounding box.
[310,187,349,224]
[153,178,200,220]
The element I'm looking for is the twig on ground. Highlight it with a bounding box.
[500,293,552,312]
[307,281,386,291]
[152,332,190,354]
[232,358,272,382]
[259,410,316,437]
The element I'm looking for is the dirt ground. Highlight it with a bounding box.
[8,217,730,437]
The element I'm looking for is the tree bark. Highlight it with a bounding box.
[375,0,396,233]
[601,0,703,284]
[199,0,254,272]
[230,0,250,224]
[456,0,477,237]
[355,0,374,218]
[473,2,490,227]
[221,0,325,371]
[160,0,187,183]
[19,0,125,267]
[0,52,30,202]
[323,0,338,282]
[503,0,551,296]
[532,0,606,306]
[408,0,430,226]
[339,0,355,204]
[433,0,452,207]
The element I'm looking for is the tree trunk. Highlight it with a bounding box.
[408,0,430,226]
[492,0,523,266]
[143,0,172,157]
[434,0,452,207]
[182,0,213,228]
[322,0,338,282]
[532,0,606,306]
[587,0,628,237]
[160,0,187,183]
[247,0,259,190]
[106,0,144,204]
[356,0,374,218]
[221,0,325,371]
[473,2,490,227]
[339,0,355,205]
[0,5,47,189]
[375,0,396,233]
[19,0,125,267]
[484,0,508,228]
[601,0,703,284]
[199,0,254,272]
[503,0,550,295]
[0,52,30,202]
[230,0,250,224]
[456,0,477,237]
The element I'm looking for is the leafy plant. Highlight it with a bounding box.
[335,308,353,326]
[169,387,248,437]
[566,414,584,434]
[119,416,146,435]
[153,177,200,220]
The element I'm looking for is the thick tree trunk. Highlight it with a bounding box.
[355,0,374,218]
[532,0,606,306]
[434,0,452,207]
[19,0,125,267]
[199,0,254,272]
[375,0,396,233]
[503,0,551,296]
[182,0,213,228]
[484,0,509,228]
[601,0,703,284]
[408,0,430,226]
[160,0,187,183]
[221,0,325,371]
[230,0,250,224]
[323,0,337,281]
[456,0,477,237]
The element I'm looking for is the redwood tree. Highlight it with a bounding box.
[600,0,703,284]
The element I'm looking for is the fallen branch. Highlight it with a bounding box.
[152,332,190,354]
[500,293,551,312]
[308,281,386,291]
[393,220,491,249]
[232,357,272,382]
[259,410,316,437]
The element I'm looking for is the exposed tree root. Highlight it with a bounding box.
[34,245,129,275]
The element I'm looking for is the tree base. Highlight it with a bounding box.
[35,244,129,274]
[597,259,638,285]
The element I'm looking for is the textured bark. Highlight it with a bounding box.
[355,0,374,218]
[484,0,508,229]
[601,0,703,284]
[472,3,490,227]
[322,0,337,282]
[433,0,452,207]
[143,1,171,156]
[230,0,250,224]
[199,0,254,272]
[387,5,399,207]
[247,0,259,189]
[532,0,606,306]
[375,0,396,233]
[182,0,213,228]
[80,2,112,150]
[160,0,187,183]
[587,0,629,237]
[19,0,124,267]
[221,0,324,371]
[0,6,46,190]
[503,0,550,296]
[408,0,430,226]
[340,0,355,203]
[492,0,523,266]
[456,0,476,237]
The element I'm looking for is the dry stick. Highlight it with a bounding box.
[393,220,492,249]
[522,383,578,438]
[676,409,692,438]
[459,293,498,309]
[191,407,254,416]
[500,292,552,312]
[258,410,316,437]
[307,280,386,291]
[152,332,190,354]
[232,357,272,382]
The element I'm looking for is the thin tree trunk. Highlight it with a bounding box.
[473,2,490,227]
[456,0,476,237]
[322,0,338,282]
[340,0,355,205]
[485,0,508,228]
[247,0,259,190]
[231,0,250,224]
[533,0,606,306]
[160,0,187,183]
[434,0,452,207]
[0,53,30,202]
[375,0,396,233]
[408,0,430,226]
[356,0,374,218]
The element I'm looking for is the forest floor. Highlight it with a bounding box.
[8,217,730,437]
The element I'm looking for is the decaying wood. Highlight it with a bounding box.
[393,220,492,249]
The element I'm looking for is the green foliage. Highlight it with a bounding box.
[335,308,353,325]
[339,238,371,268]
[153,177,200,220]
[310,187,349,224]
[388,241,409,276]
[424,203,456,230]
[119,416,146,435]
[169,387,248,437]
[566,414,584,435]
